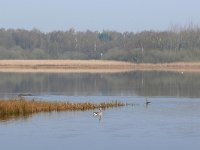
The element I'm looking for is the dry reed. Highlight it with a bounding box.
[0,60,200,73]
[0,99,125,118]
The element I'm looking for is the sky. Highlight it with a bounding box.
[1,0,200,32]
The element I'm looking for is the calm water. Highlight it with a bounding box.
[0,71,200,150]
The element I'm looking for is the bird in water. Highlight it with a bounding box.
[93,108,102,116]
[93,108,103,121]
[145,98,151,106]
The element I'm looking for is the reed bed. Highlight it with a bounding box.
[0,99,125,118]
[1,60,200,73]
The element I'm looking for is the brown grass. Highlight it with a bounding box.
[0,99,125,119]
[0,60,200,73]
[0,60,135,73]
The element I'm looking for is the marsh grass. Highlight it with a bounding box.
[1,60,200,73]
[0,99,125,119]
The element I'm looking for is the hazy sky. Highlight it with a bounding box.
[1,0,200,32]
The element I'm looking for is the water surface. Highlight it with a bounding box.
[0,71,200,98]
[0,71,200,150]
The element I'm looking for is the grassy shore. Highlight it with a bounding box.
[0,60,133,73]
[0,99,125,119]
[0,60,200,73]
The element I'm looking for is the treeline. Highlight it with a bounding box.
[1,25,200,63]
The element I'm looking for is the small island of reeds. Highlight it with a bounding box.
[0,99,125,120]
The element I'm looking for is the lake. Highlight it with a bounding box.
[0,71,200,150]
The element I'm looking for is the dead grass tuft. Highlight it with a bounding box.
[0,99,125,119]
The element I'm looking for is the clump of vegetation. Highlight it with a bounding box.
[0,99,125,118]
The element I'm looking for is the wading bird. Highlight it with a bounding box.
[145,98,151,105]
[93,108,102,116]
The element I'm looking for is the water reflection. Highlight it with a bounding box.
[0,114,32,122]
[0,71,200,98]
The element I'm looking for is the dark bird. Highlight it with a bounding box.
[145,98,151,105]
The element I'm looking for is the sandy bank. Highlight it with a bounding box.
[0,60,200,73]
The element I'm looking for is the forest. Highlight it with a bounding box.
[0,25,200,63]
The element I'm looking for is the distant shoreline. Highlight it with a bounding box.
[0,60,200,73]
